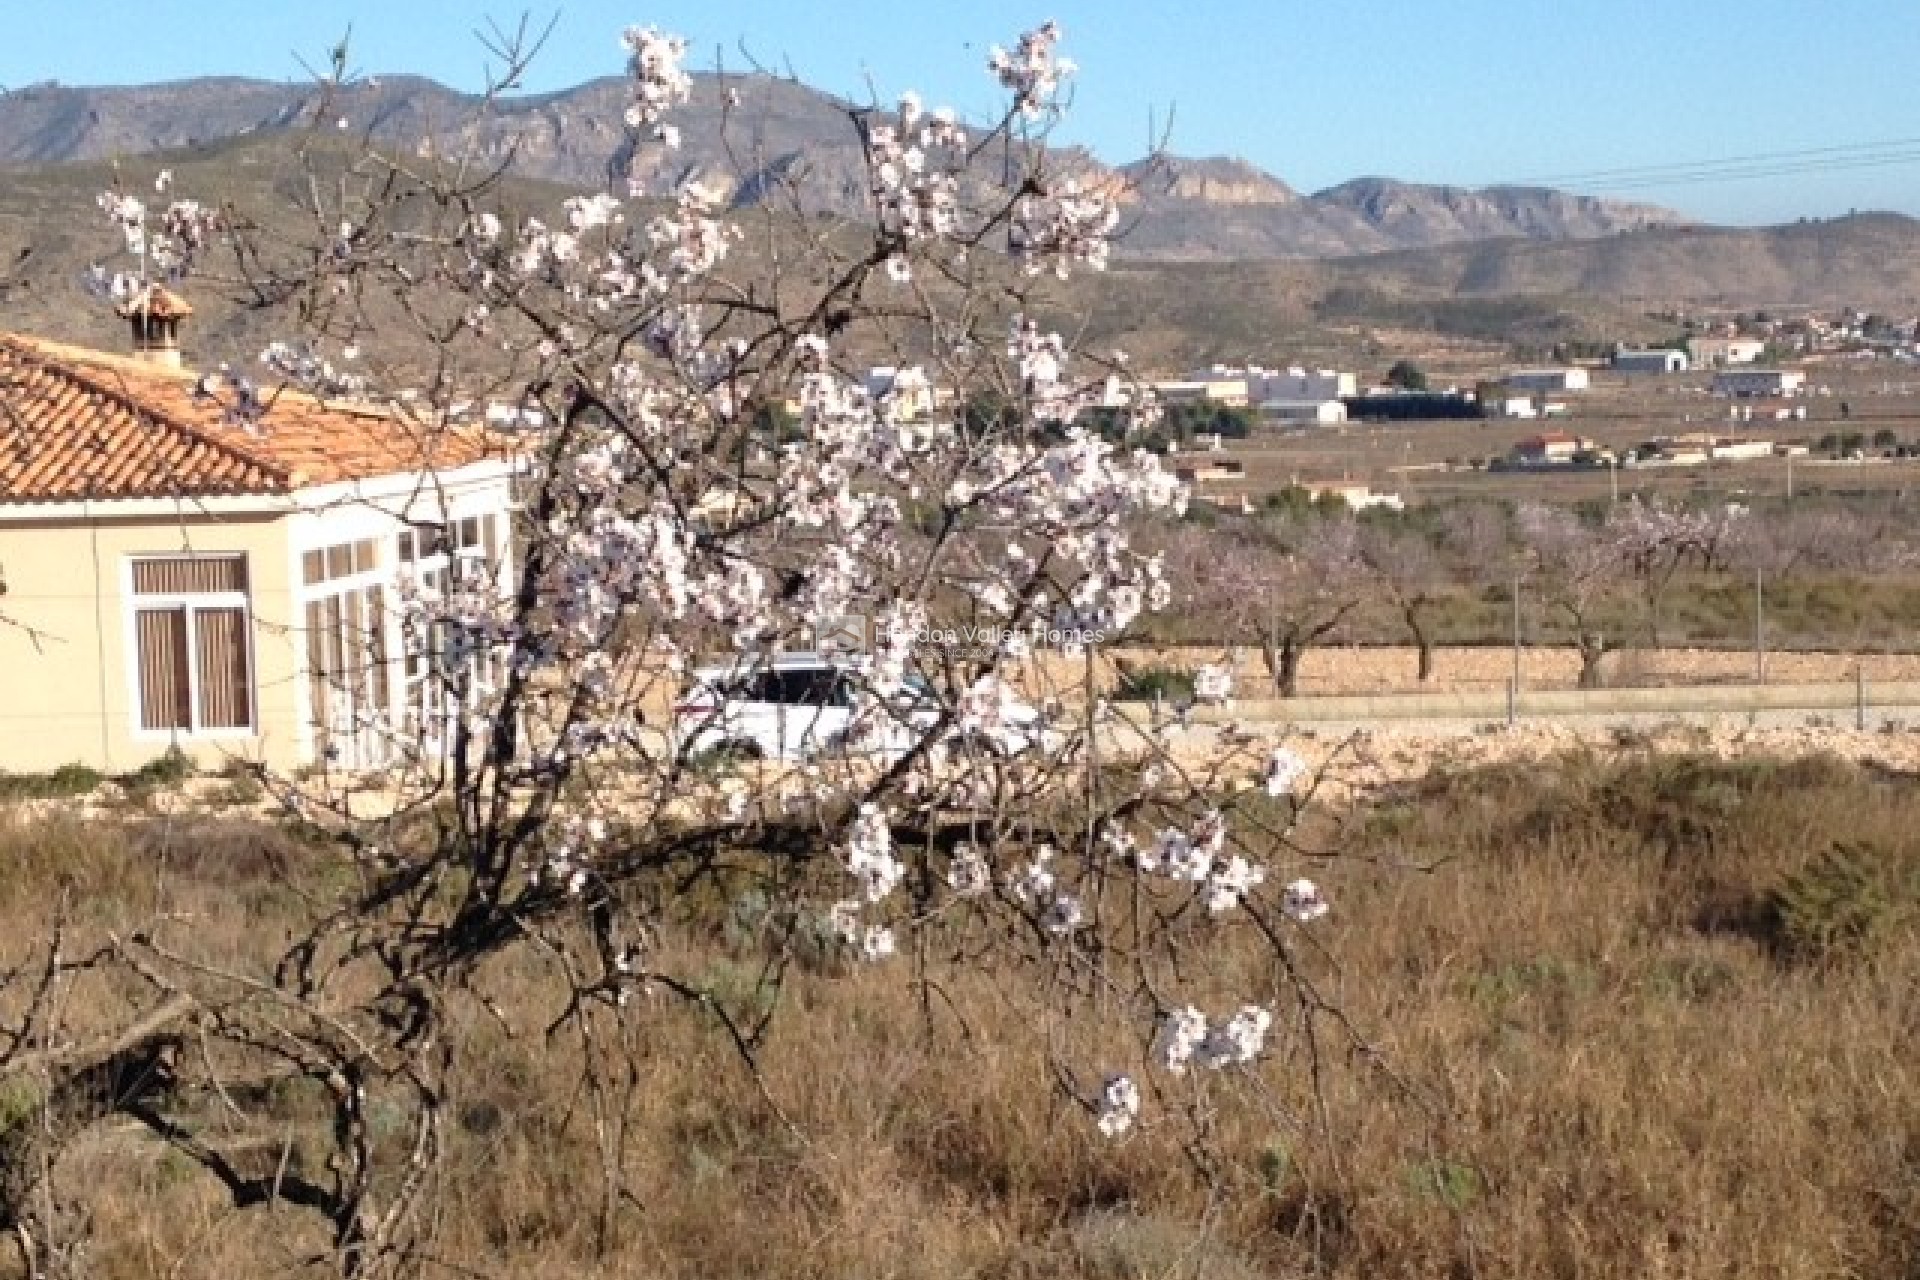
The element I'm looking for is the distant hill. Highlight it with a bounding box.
[0,74,1687,259]
[1317,214,1920,310]
[3,127,1917,378]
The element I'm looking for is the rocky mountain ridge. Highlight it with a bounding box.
[0,73,1685,258]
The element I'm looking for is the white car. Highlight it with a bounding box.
[672,652,1059,762]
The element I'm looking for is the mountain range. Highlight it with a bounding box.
[0,72,1686,260]
[4,70,1919,377]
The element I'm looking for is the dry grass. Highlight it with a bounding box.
[2,750,1917,1278]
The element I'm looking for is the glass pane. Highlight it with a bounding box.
[133,556,247,595]
[302,550,326,586]
[194,607,253,729]
[306,599,330,736]
[367,586,390,712]
[135,608,191,730]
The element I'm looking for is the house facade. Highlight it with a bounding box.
[0,330,518,775]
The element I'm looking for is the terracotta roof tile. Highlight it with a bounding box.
[0,333,513,504]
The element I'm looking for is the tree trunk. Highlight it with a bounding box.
[1406,606,1435,683]
[1576,634,1608,689]
[1277,635,1303,698]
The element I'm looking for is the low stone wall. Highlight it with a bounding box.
[1067,645,1920,698]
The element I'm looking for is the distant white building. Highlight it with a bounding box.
[1154,377,1249,408]
[1712,369,1806,398]
[1306,482,1404,512]
[1613,348,1689,374]
[1501,396,1539,419]
[1511,431,1584,465]
[1190,364,1356,404]
[1259,399,1348,426]
[1689,337,1767,368]
[1506,367,1590,393]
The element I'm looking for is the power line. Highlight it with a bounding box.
[1580,149,1920,195]
[1522,135,1920,186]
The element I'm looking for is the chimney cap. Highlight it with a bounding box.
[116,283,194,321]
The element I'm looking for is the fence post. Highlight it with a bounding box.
[1510,572,1522,696]
[1507,676,1517,728]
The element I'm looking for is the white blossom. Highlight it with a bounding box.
[621,26,692,144]
[1205,855,1265,915]
[844,803,904,904]
[988,20,1076,119]
[1096,1074,1140,1137]
[1198,1005,1273,1069]
[1281,878,1330,923]
[1264,747,1309,796]
[860,923,897,962]
[1155,1006,1208,1075]
[947,843,991,898]
[1193,664,1234,705]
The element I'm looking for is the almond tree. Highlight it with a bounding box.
[1515,500,1626,689]
[1357,516,1451,683]
[1609,496,1744,648]
[0,24,1368,1278]
[1164,512,1367,697]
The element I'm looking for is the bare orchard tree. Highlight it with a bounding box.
[1515,500,1627,689]
[1608,496,1745,648]
[1,23,1370,1278]
[1164,512,1367,697]
[1357,516,1451,684]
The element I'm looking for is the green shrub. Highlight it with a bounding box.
[1765,842,1915,964]
[1404,1158,1483,1211]
[0,762,106,801]
[1113,665,1196,703]
[121,746,194,791]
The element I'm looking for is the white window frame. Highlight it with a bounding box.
[123,554,259,741]
[296,537,399,767]
[397,511,507,754]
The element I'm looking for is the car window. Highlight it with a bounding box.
[742,672,787,704]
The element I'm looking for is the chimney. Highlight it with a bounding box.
[117,284,193,369]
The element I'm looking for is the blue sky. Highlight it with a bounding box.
[5,1,1918,226]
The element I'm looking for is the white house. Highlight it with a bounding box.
[1259,399,1348,426]
[1506,368,1590,393]
[1689,336,1767,368]
[1712,369,1806,398]
[1511,431,1584,465]
[1612,348,1689,374]
[0,319,520,775]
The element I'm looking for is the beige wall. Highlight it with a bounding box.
[0,511,304,775]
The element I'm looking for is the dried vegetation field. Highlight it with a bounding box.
[2,747,1915,1279]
